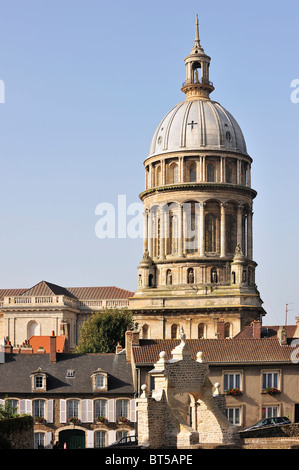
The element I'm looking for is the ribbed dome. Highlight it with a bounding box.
[149,99,247,157]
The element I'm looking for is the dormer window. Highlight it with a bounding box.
[96,375,105,389]
[31,368,47,392]
[91,368,108,392]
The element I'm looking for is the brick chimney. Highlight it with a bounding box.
[252,320,261,339]
[115,342,123,354]
[50,332,57,363]
[216,319,225,339]
[125,329,140,363]
[277,325,287,345]
[3,338,12,353]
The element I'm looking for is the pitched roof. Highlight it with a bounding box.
[233,324,298,339]
[0,282,134,301]
[132,338,297,365]
[0,289,26,301]
[20,281,77,298]
[0,353,134,395]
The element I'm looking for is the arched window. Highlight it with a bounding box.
[166,269,172,285]
[198,323,206,339]
[172,164,178,183]
[28,320,40,338]
[205,214,216,252]
[232,271,236,284]
[211,267,218,284]
[171,324,178,339]
[189,163,196,182]
[187,268,194,284]
[155,165,161,186]
[148,274,154,287]
[224,322,231,338]
[207,163,215,182]
[225,163,232,183]
[185,202,197,253]
[142,324,149,339]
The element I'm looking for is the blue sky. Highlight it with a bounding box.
[0,0,298,326]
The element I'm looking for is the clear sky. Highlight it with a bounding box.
[0,0,298,326]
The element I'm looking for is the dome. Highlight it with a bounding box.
[149,99,248,158]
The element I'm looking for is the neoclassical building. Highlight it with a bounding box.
[129,16,265,340]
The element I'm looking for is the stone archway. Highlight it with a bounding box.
[59,429,86,449]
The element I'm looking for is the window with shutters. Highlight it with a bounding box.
[33,399,45,419]
[95,399,107,419]
[95,431,107,448]
[34,432,45,449]
[116,399,129,419]
[67,399,79,419]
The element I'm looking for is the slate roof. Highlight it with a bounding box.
[132,338,298,365]
[0,352,134,395]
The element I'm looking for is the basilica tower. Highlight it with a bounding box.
[129,16,265,340]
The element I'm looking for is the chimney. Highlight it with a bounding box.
[252,320,261,339]
[3,338,12,353]
[115,342,123,354]
[125,328,140,363]
[216,319,225,339]
[50,332,57,363]
[277,326,287,346]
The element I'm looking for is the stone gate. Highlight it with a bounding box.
[136,328,240,448]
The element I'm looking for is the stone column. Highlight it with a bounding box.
[237,205,243,247]
[247,209,253,260]
[179,157,184,183]
[160,207,165,259]
[220,157,225,183]
[178,204,184,257]
[162,159,166,185]
[220,203,226,258]
[143,210,149,254]
[148,210,153,258]
[202,156,206,181]
[198,203,205,256]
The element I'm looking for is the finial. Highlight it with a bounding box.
[195,14,200,45]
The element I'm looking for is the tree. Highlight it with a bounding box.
[76,308,133,354]
[0,397,18,419]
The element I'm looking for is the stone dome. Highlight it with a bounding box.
[149,99,248,158]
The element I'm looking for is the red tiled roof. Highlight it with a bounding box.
[28,335,66,353]
[133,338,297,365]
[234,324,297,339]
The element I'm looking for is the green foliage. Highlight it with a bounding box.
[76,308,133,354]
[0,397,18,419]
